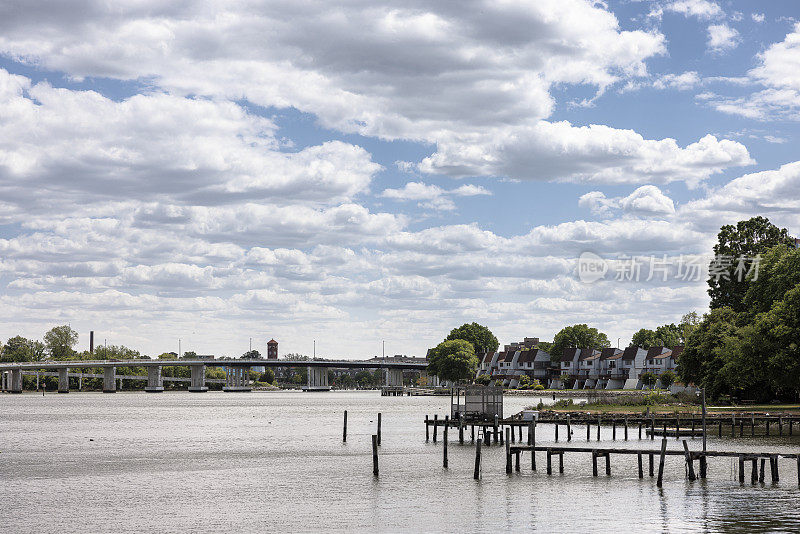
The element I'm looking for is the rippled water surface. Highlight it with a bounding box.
[2,391,800,533]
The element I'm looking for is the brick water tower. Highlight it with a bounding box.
[267,339,278,359]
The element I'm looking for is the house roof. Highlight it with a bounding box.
[561,347,580,361]
[671,345,685,361]
[517,349,541,363]
[482,351,495,364]
[621,346,642,361]
[495,350,509,363]
[646,346,670,359]
[600,347,622,360]
[578,348,597,361]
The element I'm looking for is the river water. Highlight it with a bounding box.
[1,391,799,533]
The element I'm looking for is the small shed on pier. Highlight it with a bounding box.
[451,385,503,422]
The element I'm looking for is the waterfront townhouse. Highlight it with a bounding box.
[642,345,683,388]
[618,346,648,389]
[573,348,600,389]
[477,350,499,377]
[531,348,552,386]
[593,347,622,389]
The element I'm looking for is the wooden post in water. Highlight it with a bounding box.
[443,416,449,468]
[759,458,765,483]
[546,448,552,475]
[612,420,616,440]
[494,415,499,444]
[377,412,382,446]
[343,410,348,443]
[597,416,601,441]
[433,414,438,443]
[555,423,559,441]
[638,421,642,440]
[700,388,707,479]
[796,456,800,487]
[738,455,745,484]
[656,438,667,488]
[558,452,564,473]
[372,435,379,477]
[471,424,474,443]
[637,452,643,479]
[682,440,696,481]
[473,439,482,480]
[624,418,628,441]
[732,415,736,437]
[649,453,654,477]
[505,428,512,474]
[425,415,429,442]
[459,417,464,444]
[567,415,571,442]
[752,414,755,437]
[651,416,655,441]
[771,455,779,483]
[592,450,598,477]
[779,417,783,437]
[511,423,515,443]
[587,421,591,441]
[519,425,522,442]
[676,413,680,440]
[605,452,611,476]
[751,458,758,484]
[530,420,537,471]
[515,451,521,472]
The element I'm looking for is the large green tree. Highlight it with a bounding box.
[427,339,479,383]
[550,324,610,362]
[707,216,794,312]
[631,324,682,348]
[1,336,45,362]
[676,307,739,399]
[444,322,499,354]
[44,325,79,360]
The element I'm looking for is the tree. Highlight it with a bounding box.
[444,322,499,354]
[44,325,79,360]
[742,245,800,317]
[241,350,261,359]
[659,370,676,389]
[678,312,701,343]
[632,324,682,348]
[427,339,479,383]
[640,372,657,389]
[1,336,38,362]
[707,216,794,312]
[183,350,197,359]
[550,324,610,362]
[676,307,738,399]
[631,328,658,349]
[260,369,275,384]
[474,374,491,385]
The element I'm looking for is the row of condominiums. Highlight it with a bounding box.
[476,338,684,391]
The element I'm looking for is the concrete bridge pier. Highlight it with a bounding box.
[223,366,251,392]
[304,366,330,391]
[385,368,403,387]
[9,369,23,393]
[188,364,208,392]
[145,366,164,392]
[103,367,116,393]
[58,368,70,393]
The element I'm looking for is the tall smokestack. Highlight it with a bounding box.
[90,331,94,354]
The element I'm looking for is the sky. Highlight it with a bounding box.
[1,0,799,359]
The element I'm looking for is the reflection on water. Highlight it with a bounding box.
[1,391,799,533]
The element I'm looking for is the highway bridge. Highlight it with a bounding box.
[0,358,430,393]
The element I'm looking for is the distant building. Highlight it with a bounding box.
[267,339,278,360]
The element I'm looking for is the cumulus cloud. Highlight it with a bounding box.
[707,24,740,52]
[0,69,381,212]
[579,186,675,217]
[665,0,723,20]
[703,23,800,120]
[381,182,490,211]
[419,123,752,186]
[653,71,702,90]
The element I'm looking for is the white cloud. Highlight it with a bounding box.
[653,71,702,90]
[707,24,740,52]
[381,181,490,211]
[752,13,766,23]
[0,69,381,212]
[419,122,752,186]
[665,0,723,20]
[579,186,675,216]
